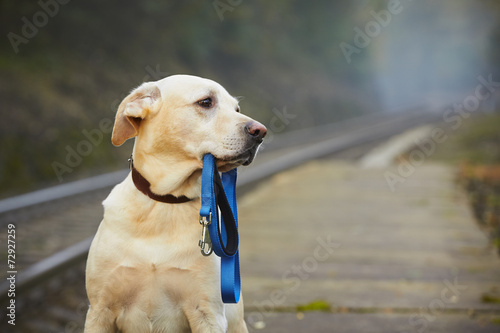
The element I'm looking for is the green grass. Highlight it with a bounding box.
[432,112,500,254]
[296,300,332,312]
[432,112,500,165]
[481,293,500,304]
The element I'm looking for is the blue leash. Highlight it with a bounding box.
[199,154,241,303]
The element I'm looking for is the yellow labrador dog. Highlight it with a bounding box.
[84,75,266,332]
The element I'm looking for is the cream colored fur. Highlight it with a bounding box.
[84,75,265,332]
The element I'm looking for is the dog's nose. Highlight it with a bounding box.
[245,121,267,142]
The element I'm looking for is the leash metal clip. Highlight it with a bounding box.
[199,212,213,256]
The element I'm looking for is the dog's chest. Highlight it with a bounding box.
[92,228,221,331]
[88,185,228,330]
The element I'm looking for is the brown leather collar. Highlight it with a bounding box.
[129,157,194,204]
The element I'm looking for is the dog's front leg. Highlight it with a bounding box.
[184,302,228,333]
[226,301,248,333]
[84,306,118,333]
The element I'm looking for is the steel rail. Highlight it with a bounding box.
[0,106,430,217]
[0,170,128,216]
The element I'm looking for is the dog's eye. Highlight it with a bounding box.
[197,98,213,108]
[236,107,240,113]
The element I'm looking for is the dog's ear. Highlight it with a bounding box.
[111,82,161,146]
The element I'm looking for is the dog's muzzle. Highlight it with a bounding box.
[244,121,267,143]
[241,121,267,165]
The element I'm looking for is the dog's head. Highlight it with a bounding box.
[112,75,266,175]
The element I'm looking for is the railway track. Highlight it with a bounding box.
[0,107,442,332]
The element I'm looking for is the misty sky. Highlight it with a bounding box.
[354,0,498,111]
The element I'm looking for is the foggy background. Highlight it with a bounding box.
[1,0,499,197]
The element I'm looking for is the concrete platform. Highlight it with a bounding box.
[244,312,500,333]
[237,159,500,332]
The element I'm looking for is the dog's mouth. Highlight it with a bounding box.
[215,144,261,172]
